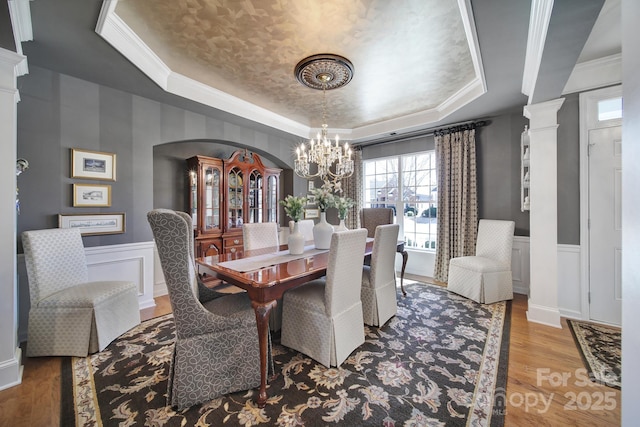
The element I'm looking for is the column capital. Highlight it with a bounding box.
[523,98,565,129]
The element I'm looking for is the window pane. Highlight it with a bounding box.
[364,151,437,252]
[598,97,622,121]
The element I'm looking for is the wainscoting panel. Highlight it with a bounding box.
[557,244,582,319]
[17,241,156,343]
[512,236,530,295]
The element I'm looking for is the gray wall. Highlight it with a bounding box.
[361,98,581,244]
[16,66,582,250]
[16,66,302,249]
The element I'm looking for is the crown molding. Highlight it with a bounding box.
[521,0,554,102]
[562,53,622,95]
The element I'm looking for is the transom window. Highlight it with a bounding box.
[363,151,438,251]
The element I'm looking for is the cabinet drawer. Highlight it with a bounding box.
[196,238,222,258]
[223,236,243,248]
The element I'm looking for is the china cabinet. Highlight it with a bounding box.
[188,150,281,258]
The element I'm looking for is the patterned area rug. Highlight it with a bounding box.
[61,281,511,426]
[567,319,621,389]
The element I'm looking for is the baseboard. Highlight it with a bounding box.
[0,347,23,391]
[527,302,562,328]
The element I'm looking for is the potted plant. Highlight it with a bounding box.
[279,195,307,254]
[309,185,336,249]
[334,196,355,231]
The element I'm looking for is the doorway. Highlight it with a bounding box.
[580,85,622,325]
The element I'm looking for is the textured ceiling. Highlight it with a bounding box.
[111,0,477,132]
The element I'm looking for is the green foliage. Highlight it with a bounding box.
[279,195,307,222]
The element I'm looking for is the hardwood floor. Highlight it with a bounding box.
[0,279,620,427]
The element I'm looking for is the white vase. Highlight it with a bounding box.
[313,211,334,249]
[334,218,348,232]
[288,222,305,255]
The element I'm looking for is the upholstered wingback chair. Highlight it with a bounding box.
[281,228,368,367]
[21,228,140,357]
[447,219,515,304]
[360,208,394,238]
[361,224,400,326]
[148,209,267,409]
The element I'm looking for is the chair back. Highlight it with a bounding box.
[475,219,515,266]
[360,208,394,238]
[147,209,207,331]
[370,224,400,288]
[243,222,279,250]
[289,219,315,242]
[22,228,89,304]
[324,228,368,316]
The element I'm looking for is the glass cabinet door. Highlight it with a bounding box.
[204,166,221,230]
[266,175,278,222]
[190,170,198,228]
[227,168,243,229]
[248,170,263,223]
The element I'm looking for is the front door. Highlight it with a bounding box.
[588,125,622,325]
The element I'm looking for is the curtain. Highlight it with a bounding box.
[433,129,478,282]
[341,148,362,230]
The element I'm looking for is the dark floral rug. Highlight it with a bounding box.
[61,281,511,426]
[567,319,621,389]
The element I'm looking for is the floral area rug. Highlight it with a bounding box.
[567,319,621,389]
[61,281,511,426]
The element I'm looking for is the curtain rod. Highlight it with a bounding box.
[353,119,490,149]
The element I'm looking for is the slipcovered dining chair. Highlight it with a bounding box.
[243,222,279,251]
[361,224,400,326]
[21,228,140,357]
[148,209,266,409]
[281,228,368,367]
[289,219,315,242]
[447,219,516,304]
[360,208,394,238]
[243,221,283,330]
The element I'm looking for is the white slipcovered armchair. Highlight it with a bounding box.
[21,228,140,357]
[447,219,516,304]
[281,228,367,367]
[361,224,400,326]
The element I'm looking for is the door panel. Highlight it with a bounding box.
[588,126,622,325]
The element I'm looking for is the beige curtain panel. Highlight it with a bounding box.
[434,129,479,282]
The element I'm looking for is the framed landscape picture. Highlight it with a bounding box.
[59,213,125,236]
[71,148,116,181]
[305,208,319,219]
[73,183,111,207]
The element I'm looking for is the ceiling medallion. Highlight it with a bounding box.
[294,54,354,90]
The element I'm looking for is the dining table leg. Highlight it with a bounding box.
[400,249,408,296]
[251,299,276,408]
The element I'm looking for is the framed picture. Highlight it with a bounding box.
[58,213,125,236]
[308,180,315,191]
[306,194,316,206]
[71,148,116,181]
[305,208,319,219]
[73,183,111,207]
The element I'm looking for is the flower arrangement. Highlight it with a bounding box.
[310,185,336,212]
[279,195,307,222]
[335,196,355,220]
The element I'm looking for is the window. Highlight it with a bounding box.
[598,97,622,121]
[363,151,438,251]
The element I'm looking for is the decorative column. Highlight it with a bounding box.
[524,98,564,328]
[0,48,26,390]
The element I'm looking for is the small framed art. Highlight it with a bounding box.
[71,148,116,181]
[59,213,125,236]
[305,208,319,219]
[73,183,111,207]
[308,180,315,191]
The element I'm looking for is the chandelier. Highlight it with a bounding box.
[293,54,355,186]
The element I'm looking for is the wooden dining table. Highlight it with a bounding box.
[196,238,406,407]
